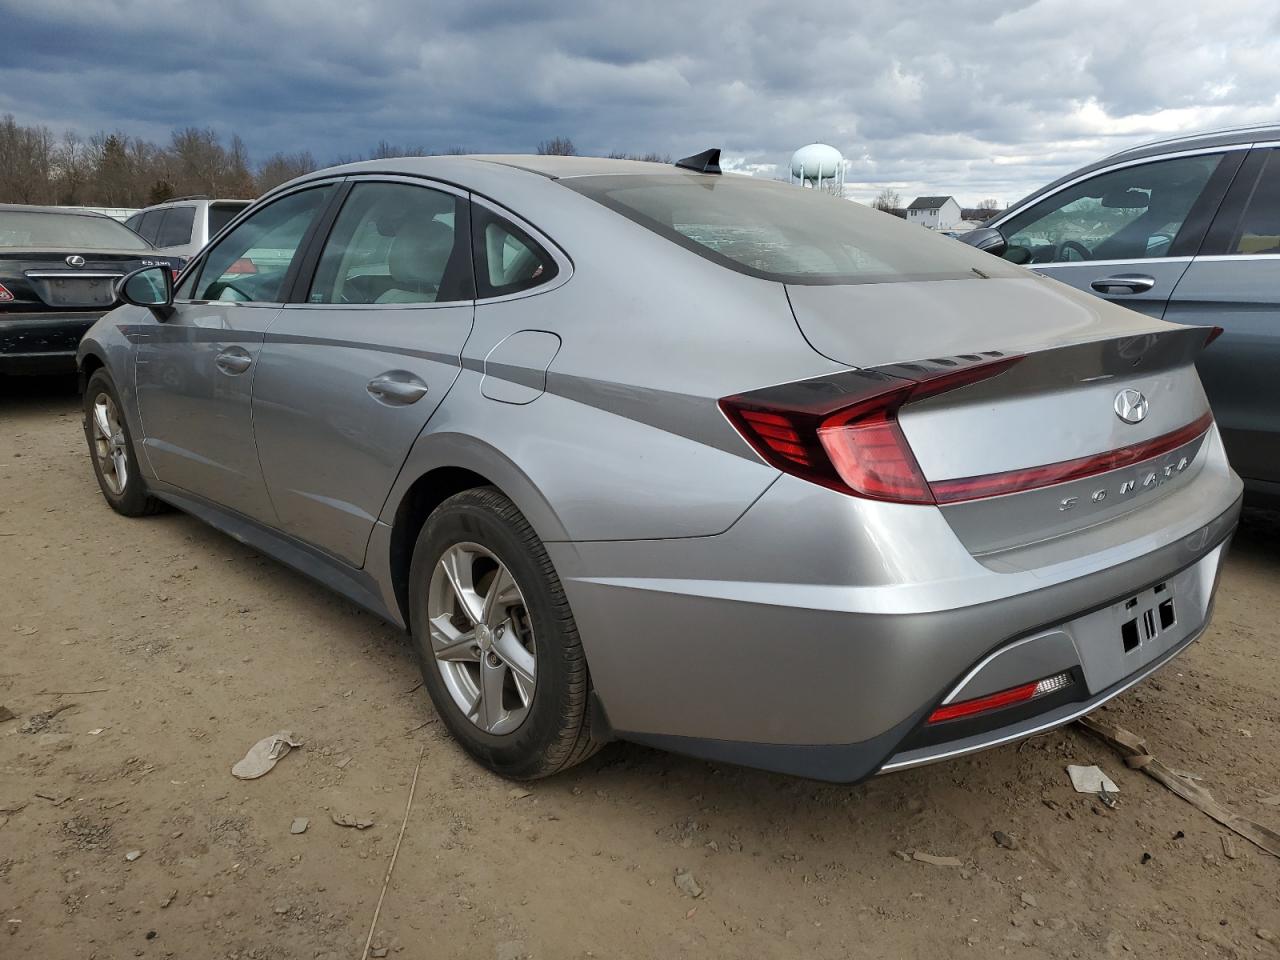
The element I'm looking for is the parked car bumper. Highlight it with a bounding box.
[549,428,1243,783]
[0,311,103,374]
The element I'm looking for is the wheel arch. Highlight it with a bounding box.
[382,434,570,630]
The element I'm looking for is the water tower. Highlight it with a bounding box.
[790,143,845,192]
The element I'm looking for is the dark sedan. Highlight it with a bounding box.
[0,204,182,375]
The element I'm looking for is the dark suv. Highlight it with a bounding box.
[964,124,1280,502]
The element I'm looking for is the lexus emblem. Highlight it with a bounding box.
[65,255,86,267]
[1114,388,1148,424]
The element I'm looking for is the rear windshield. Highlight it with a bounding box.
[564,174,1024,285]
[0,210,150,250]
[208,202,250,238]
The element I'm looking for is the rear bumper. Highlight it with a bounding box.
[550,427,1243,783]
[0,311,103,374]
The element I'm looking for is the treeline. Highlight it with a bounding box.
[0,117,667,208]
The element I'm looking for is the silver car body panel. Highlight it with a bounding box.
[77,154,1243,782]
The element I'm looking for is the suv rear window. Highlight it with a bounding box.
[563,174,1023,285]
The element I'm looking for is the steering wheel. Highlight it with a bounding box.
[1058,240,1091,262]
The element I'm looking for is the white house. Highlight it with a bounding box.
[905,196,962,230]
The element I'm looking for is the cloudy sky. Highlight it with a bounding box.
[3,0,1279,205]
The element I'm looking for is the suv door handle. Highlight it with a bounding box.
[1091,274,1156,294]
[215,347,254,375]
[367,372,429,405]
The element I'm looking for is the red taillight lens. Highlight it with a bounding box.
[930,411,1214,504]
[928,671,1073,724]
[817,396,933,503]
[0,282,13,303]
[720,355,1021,504]
[226,258,257,275]
[1204,325,1225,347]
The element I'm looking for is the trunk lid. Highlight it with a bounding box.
[785,276,1218,554]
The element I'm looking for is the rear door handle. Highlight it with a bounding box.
[1091,274,1156,294]
[367,372,429,405]
[215,347,254,375]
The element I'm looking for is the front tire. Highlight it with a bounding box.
[83,369,166,517]
[408,487,602,779]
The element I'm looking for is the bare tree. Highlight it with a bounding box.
[536,136,576,156]
[0,114,55,203]
[873,187,902,212]
[606,150,671,163]
[52,131,94,205]
[976,198,1001,214]
[257,150,318,192]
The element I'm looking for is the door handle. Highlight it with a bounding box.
[367,372,429,405]
[1091,274,1156,294]
[215,347,254,375]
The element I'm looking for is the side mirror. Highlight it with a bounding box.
[958,226,1008,257]
[118,265,174,318]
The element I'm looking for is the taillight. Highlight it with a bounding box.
[1204,325,1225,347]
[719,355,1021,504]
[0,283,13,303]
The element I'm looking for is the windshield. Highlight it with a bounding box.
[0,210,151,250]
[563,174,1024,284]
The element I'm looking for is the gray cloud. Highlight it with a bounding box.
[2,0,1278,204]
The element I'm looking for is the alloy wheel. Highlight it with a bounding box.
[426,542,537,735]
[90,393,128,496]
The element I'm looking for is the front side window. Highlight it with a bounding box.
[565,174,1023,284]
[190,186,332,303]
[1001,154,1222,264]
[155,205,195,247]
[307,182,472,305]
[1230,149,1280,255]
[473,207,557,297]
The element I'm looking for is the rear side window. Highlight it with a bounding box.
[564,174,1023,284]
[307,182,473,305]
[208,202,248,238]
[135,210,164,243]
[155,205,195,247]
[1230,149,1280,255]
[471,206,558,297]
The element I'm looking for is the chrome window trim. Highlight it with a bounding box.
[1192,253,1280,262]
[1032,256,1193,269]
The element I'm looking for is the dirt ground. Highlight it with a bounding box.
[1,375,1277,960]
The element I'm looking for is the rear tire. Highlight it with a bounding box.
[83,369,166,517]
[408,486,602,779]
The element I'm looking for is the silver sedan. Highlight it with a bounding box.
[77,150,1241,781]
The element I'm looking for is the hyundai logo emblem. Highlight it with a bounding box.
[1114,388,1149,424]
[65,255,86,267]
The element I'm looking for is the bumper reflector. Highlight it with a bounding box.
[928,671,1074,724]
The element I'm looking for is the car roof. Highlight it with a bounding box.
[0,203,115,219]
[1000,123,1280,219]
[289,154,690,189]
